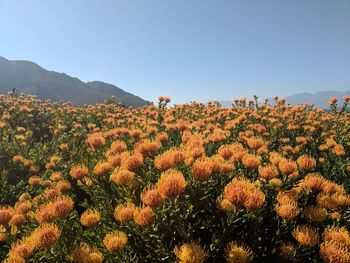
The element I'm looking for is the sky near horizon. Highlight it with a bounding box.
[0,0,349,104]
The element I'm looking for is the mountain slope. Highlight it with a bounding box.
[214,90,350,108]
[285,90,350,109]
[0,56,149,107]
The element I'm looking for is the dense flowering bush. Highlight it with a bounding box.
[0,93,350,262]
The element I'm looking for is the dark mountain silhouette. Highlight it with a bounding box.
[0,56,149,107]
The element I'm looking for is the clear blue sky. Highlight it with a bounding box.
[0,0,349,103]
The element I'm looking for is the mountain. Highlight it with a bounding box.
[285,90,350,109]
[214,90,350,109]
[0,56,149,107]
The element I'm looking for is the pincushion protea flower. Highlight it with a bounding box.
[140,187,164,208]
[157,169,187,199]
[70,165,88,180]
[297,155,316,171]
[68,243,104,263]
[31,223,61,248]
[133,206,154,226]
[103,231,128,253]
[225,241,253,263]
[114,203,135,223]
[87,132,105,149]
[320,240,350,263]
[80,209,101,227]
[292,225,319,247]
[174,243,207,263]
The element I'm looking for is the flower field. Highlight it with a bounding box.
[0,94,350,262]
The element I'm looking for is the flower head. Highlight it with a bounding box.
[174,243,207,263]
[103,232,127,253]
[80,209,101,227]
[225,241,253,263]
[292,225,319,247]
[157,169,187,199]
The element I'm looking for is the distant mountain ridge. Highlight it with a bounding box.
[0,56,149,107]
[214,90,350,108]
[285,90,350,108]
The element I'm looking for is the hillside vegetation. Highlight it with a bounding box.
[0,94,350,262]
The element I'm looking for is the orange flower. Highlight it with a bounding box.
[317,193,339,210]
[155,149,184,171]
[28,176,41,186]
[93,162,112,176]
[9,237,36,259]
[244,188,266,210]
[217,197,234,212]
[121,153,143,172]
[320,241,350,263]
[140,188,164,208]
[297,155,316,171]
[304,206,327,223]
[326,138,337,147]
[276,189,300,205]
[299,173,325,192]
[269,152,282,166]
[218,146,233,160]
[0,224,8,241]
[8,214,25,226]
[80,209,101,227]
[32,223,61,248]
[110,168,134,186]
[323,227,350,247]
[44,188,60,200]
[268,178,283,190]
[242,154,260,170]
[333,144,345,156]
[133,206,154,226]
[114,203,135,223]
[0,206,15,225]
[278,159,297,176]
[52,196,74,218]
[107,154,122,167]
[191,158,213,181]
[87,132,105,149]
[157,169,187,199]
[156,132,169,145]
[292,225,319,247]
[49,172,62,182]
[135,140,161,157]
[56,181,71,192]
[246,137,264,150]
[110,140,127,154]
[223,178,250,206]
[103,232,127,253]
[258,164,279,180]
[276,201,299,220]
[70,165,89,180]
[34,204,56,223]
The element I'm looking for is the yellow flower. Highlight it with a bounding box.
[174,243,207,263]
[225,241,253,263]
[68,243,104,263]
